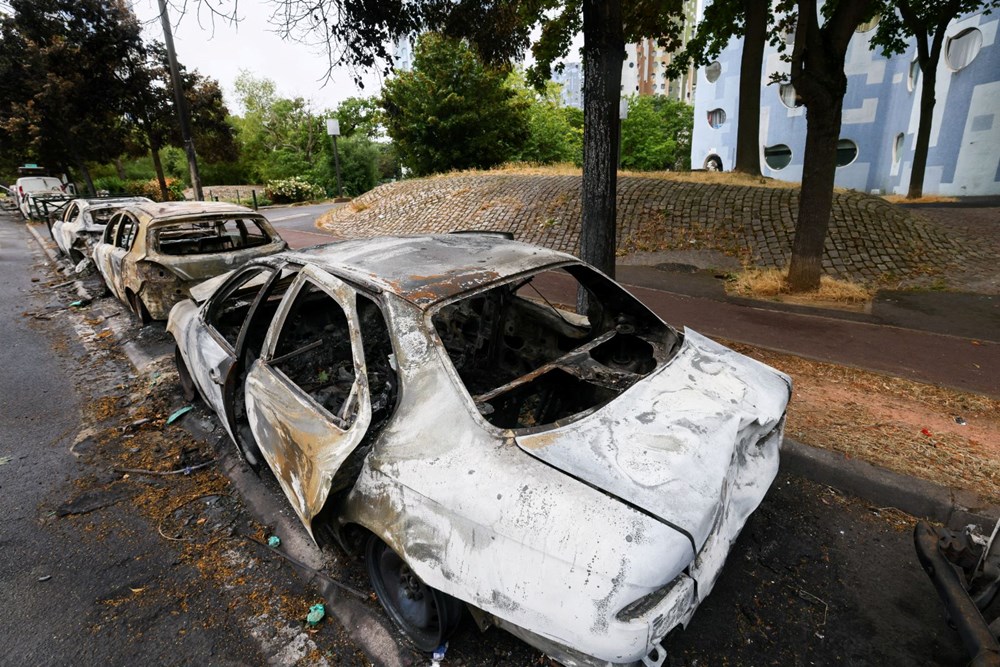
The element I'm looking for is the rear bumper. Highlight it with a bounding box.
[913,520,1000,667]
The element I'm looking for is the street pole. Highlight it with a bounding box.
[326,119,343,198]
[157,0,203,201]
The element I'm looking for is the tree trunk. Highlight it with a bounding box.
[787,102,842,291]
[75,157,96,197]
[734,0,766,175]
[580,0,624,281]
[150,142,169,201]
[908,61,937,199]
[115,157,127,181]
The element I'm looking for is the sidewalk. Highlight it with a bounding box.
[616,264,999,397]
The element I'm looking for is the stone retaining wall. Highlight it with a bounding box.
[320,173,986,285]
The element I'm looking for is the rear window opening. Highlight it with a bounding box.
[433,264,681,431]
[154,217,272,255]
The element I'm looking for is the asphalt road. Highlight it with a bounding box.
[260,202,345,248]
[2,210,982,666]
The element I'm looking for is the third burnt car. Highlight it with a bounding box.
[168,233,791,666]
[92,201,286,323]
[51,196,152,262]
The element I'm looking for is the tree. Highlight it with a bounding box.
[381,33,528,176]
[231,72,326,182]
[336,96,384,140]
[783,0,878,291]
[870,0,999,199]
[620,96,693,171]
[121,41,237,199]
[0,0,147,193]
[509,73,580,164]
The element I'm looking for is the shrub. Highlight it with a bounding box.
[264,177,325,204]
[93,176,127,195]
[123,177,186,202]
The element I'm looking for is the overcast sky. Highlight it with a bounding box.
[129,0,385,114]
[129,1,582,117]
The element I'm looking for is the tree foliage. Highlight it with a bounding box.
[870,0,999,198]
[0,0,145,188]
[509,74,582,164]
[381,33,529,176]
[620,96,692,171]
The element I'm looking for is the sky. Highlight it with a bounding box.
[130,0,386,114]
[129,1,583,117]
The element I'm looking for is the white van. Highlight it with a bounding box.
[15,176,68,219]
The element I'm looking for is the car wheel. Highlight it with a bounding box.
[174,346,199,403]
[128,292,152,325]
[365,535,464,652]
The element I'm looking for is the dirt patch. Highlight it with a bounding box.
[729,341,1000,504]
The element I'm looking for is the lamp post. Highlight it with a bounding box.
[326,119,343,198]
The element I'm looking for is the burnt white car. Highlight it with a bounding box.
[167,234,791,666]
[51,196,153,262]
[93,201,286,323]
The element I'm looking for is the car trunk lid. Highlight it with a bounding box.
[514,329,790,551]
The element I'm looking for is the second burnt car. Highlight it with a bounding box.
[168,234,791,666]
[51,196,153,262]
[93,201,286,323]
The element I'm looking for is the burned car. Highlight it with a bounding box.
[51,196,153,262]
[93,201,286,323]
[167,234,791,666]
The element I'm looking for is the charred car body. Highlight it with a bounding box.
[93,201,286,323]
[167,234,791,666]
[51,197,153,263]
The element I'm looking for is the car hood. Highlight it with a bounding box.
[515,329,790,552]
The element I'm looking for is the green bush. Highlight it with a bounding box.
[264,177,325,204]
[122,177,186,202]
[93,176,127,194]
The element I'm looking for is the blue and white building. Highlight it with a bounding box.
[691,8,1000,196]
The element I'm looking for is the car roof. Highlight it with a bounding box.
[282,234,578,308]
[130,200,258,222]
[77,196,151,210]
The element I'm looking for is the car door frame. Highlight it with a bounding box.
[243,264,374,535]
[108,212,139,301]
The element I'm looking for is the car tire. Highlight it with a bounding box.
[128,291,152,325]
[174,346,199,403]
[365,534,464,652]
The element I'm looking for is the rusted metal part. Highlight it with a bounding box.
[92,201,286,320]
[167,234,792,666]
[914,521,1000,667]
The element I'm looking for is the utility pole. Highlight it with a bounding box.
[157,0,203,201]
[326,118,343,198]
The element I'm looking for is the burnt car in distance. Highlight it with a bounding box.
[93,201,286,323]
[51,196,153,263]
[167,234,791,666]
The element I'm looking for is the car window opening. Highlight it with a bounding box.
[329,294,398,496]
[271,282,358,426]
[433,265,680,430]
[155,217,272,256]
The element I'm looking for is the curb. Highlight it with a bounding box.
[781,438,1000,530]
[21,218,999,531]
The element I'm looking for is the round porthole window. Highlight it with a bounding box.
[779,82,802,108]
[946,28,983,70]
[856,15,880,33]
[893,133,905,164]
[707,108,726,129]
[764,144,792,170]
[705,61,722,83]
[836,139,858,167]
[907,58,920,92]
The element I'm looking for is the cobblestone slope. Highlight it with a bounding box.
[319,173,989,286]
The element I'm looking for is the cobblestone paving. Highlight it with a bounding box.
[320,174,995,290]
